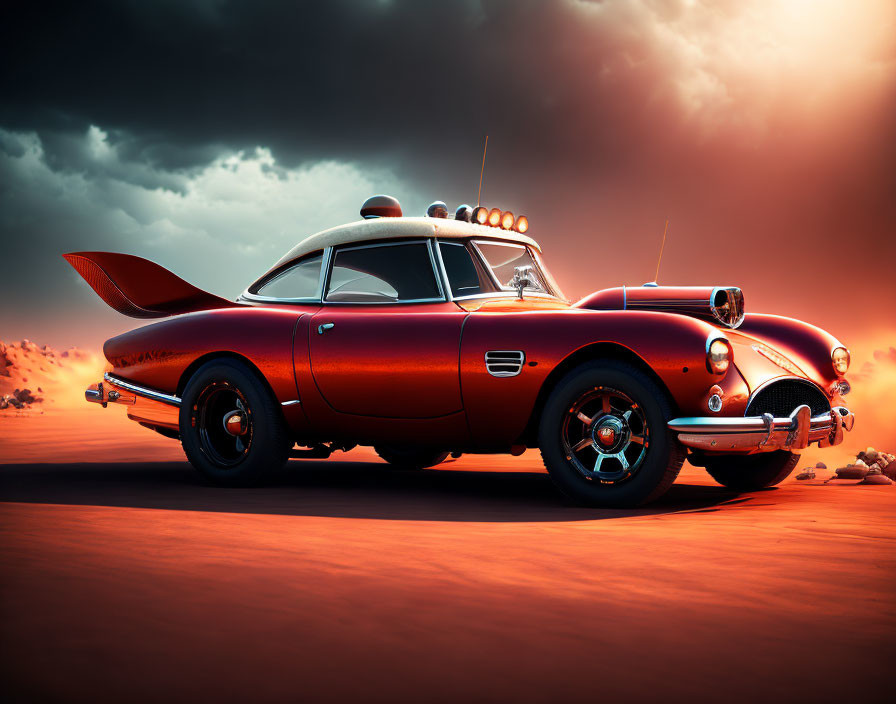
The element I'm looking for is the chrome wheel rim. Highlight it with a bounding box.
[561,386,649,484]
[194,382,253,468]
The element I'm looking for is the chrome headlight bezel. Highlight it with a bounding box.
[831,347,850,376]
[706,333,732,375]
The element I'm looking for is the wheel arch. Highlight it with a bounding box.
[177,351,284,411]
[520,342,679,446]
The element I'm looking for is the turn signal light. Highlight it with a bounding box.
[832,347,850,375]
[707,338,731,375]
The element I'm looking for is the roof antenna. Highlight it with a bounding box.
[645,218,669,287]
[477,135,488,206]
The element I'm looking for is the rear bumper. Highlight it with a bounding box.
[668,405,854,453]
[85,373,181,432]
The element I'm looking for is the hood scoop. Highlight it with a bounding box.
[576,285,745,329]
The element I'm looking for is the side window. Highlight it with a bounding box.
[326,241,442,303]
[255,253,322,299]
[438,241,486,297]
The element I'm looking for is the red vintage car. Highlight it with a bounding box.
[67,196,855,506]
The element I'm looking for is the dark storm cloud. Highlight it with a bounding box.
[3,0,893,203]
[1,0,895,349]
[0,0,666,179]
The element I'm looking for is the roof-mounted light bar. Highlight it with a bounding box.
[419,199,529,233]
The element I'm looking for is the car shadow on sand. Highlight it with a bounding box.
[0,460,756,522]
[0,460,751,522]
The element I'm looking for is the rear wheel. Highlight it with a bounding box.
[538,360,686,507]
[374,446,450,470]
[180,359,291,485]
[704,451,799,490]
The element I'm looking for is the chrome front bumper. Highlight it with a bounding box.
[668,405,854,453]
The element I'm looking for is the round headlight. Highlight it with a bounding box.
[515,215,529,233]
[832,347,850,375]
[487,208,502,227]
[500,211,514,230]
[471,206,489,225]
[707,338,731,375]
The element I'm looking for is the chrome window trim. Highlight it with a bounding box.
[322,238,447,306]
[433,238,456,302]
[240,249,329,304]
[104,372,181,407]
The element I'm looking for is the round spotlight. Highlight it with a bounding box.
[426,201,449,218]
[500,211,514,230]
[515,215,529,234]
[487,207,502,227]
[455,204,473,222]
[471,206,489,225]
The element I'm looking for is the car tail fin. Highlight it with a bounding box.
[63,251,239,318]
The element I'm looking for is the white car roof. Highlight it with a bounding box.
[271,217,541,268]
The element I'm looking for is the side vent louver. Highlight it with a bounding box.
[485,350,526,377]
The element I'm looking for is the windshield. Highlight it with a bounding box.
[473,240,565,300]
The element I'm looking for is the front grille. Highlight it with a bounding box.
[485,350,525,377]
[746,379,830,418]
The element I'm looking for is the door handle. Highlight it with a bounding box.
[317,322,335,335]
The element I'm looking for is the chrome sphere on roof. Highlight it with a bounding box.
[426,201,449,218]
[454,204,473,222]
[360,195,403,219]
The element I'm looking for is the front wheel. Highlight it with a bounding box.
[179,359,291,485]
[538,360,686,507]
[704,451,799,490]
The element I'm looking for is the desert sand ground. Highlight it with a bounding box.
[1,448,893,704]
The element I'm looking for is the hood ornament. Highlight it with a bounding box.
[511,265,533,299]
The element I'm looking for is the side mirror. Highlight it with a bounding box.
[511,265,533,299]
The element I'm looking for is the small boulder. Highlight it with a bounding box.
[860,474,892,485]
[867,464,882,475]
[796,469,816,480]
[835,465,869,479]
[883,464,896,481]
[815,461,827,469]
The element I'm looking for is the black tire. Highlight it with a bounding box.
[704,451,799,491]
[374,446,450,470]
[179,358,291,485]
[538,360,685,507]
